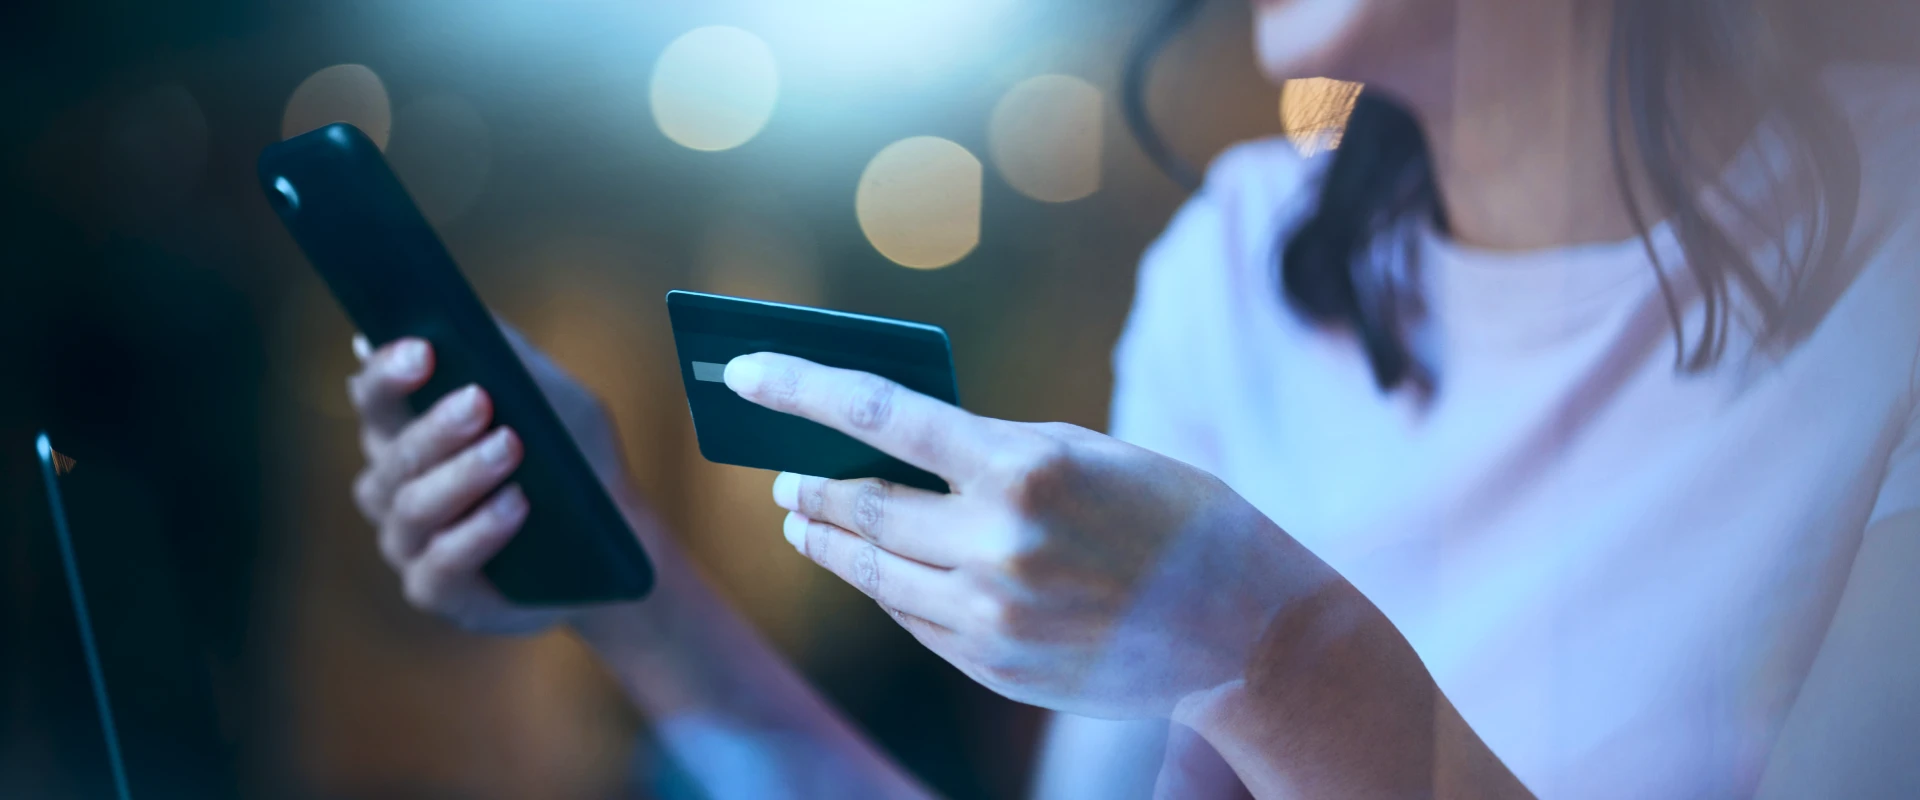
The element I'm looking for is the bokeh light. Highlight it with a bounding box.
[1279,78,1362,157]
[650,26,779,152]
[386,94,492,224]
[282,64,392,149]
[988,74,1104,203]
[855,136,982,270]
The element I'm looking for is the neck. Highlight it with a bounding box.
[1398,1,1636,251]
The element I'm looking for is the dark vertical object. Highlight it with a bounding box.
[37,434,132,800]
[28,437,240,799]
[1122,0,1210,193]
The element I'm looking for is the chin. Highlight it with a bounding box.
[1252,0,1373,82]
[1252,0,1446,94]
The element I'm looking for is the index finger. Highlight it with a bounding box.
[348,336,433,442]
[724,352,993,483]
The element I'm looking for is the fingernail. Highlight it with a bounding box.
[724,354,765,395]
[782,512,809,553]
[352,334,371,362]
[481,428,515,466]
[394,340,427,377]
[772,472,800,510]
[452,385,483,422]
[493,486,528,522]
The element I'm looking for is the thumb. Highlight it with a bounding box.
[1153,723,1252,800]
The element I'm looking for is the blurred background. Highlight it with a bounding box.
[0,0,1335,797]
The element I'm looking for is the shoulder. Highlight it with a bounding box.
[1187,137,1327,245]
[1111,139,1327,452]
[1116,138,1331,395]
[1138,138,1327,301]
[1117,137,1324,360]
[1200,136,1326,210]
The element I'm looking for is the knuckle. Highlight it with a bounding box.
[760,365,802,410]
[968,593,1015,636]
[982,449,1027,487]
[797,521,823,564]
[998,539,1048,585]
[1000,441,1079,514]
[851,541,883,597]
[845,376,896,432]
[850,479,888,537]
[969,529,1021,572]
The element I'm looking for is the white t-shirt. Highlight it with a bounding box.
[1109,66,1920,798]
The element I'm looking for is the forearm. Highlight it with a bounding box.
[1030,715,1170,800]
[572,496,931,799]
[1173,579,1532,799]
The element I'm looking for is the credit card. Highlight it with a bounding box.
[666,290,959,493]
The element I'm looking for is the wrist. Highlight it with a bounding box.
[564,486,709,698]
[1166,513,1348,711]
[1172,578,1437,797]
[569,598,657,655]
[566,506,702,668]
[1167,577,1380,731]
[568,587,727,722]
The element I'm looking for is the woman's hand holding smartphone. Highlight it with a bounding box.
[346,324,633,634]
[263,123,653,605]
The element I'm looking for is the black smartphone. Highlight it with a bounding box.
[258,123,653,605]
[666,290,960,493]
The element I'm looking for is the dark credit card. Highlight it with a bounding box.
[666,290,959,493]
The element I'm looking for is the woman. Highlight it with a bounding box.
[341,0,1919,796]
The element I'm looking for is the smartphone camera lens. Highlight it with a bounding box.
[270,176,300,214]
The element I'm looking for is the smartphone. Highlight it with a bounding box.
[666,290,960,493]
[258,123,653,605]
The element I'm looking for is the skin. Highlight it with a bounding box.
[343,1,1920,796]
[347,331,931,798]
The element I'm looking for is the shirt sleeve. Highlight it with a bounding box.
[1107,189,1229,473]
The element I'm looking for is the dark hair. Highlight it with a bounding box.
[1123,0,1860,393]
